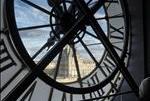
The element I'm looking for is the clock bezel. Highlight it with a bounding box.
[4,0,130,94]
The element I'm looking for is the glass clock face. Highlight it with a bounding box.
[14,0,108,83]
[2,0,132,100]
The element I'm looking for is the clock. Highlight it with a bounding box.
[1,0,139,101]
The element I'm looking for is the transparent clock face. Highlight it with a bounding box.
[14,0,109,83]
[7,0,130,94]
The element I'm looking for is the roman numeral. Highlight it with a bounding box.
[48,88,54,101]
[20,81,37,101]
[106,0,118,3]
[0,40,16,72]
[61,93,67,101]
[103,54,115,73]
[61,92,73,101]
[104,54,116,67]
[110,25,124,36]
[105,0,119,10]
[90,72,100,84]
[113,44,123,52]
[87,72,105,98]
[70,94,73,101]
[103,62,114,74]
[111,35,124,40]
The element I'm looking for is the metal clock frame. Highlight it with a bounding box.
[3,0,139,100]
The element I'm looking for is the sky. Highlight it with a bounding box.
[14,0,107,61]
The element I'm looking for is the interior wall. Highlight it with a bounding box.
[144,0,150,78]
[127,0,144,85]
[0,0,4,30]
[115,0,144,100]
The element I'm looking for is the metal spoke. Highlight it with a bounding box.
[49,52,62,100]
[110,24,124,35]
[96,14,124,20]
[106,3,111,10]
[87,0,93,5]
[80,91,134,101]
[90,0,106,14]
[85,30,100,40]
[88,1,98,7]
[75,0,139,96]
[105,0,118,3]
[71,45,82,80]
[105,0,118,10]
[53,51,62,79]
[71,45,85,99]
[69,4,75,14]
[4,14,86,100]
[21,0,58,18]
[32,35,55,60]
[47,0,60,6]
[86,41,123,46]
[62,0,68,12]
[18,23,60,31]
[54,51,62,80]
[78,35,119,92]
[77,36,108,77]
[37,16,85,70]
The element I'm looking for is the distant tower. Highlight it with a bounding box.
[58,45,71,78]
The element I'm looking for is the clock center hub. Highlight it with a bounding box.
[60,12,75,33]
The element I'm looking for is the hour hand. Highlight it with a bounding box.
[47,0,61,6]
[32,35,56,59]
[46,36,56,50]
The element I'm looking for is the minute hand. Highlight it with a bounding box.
[90,0,106,14]
[75,0,106,14]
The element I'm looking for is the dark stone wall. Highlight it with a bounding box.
[143,0,150,78]
[115,0,144,100]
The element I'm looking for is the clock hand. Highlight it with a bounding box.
[47,0,61,7]
[90,0,106,14]
[4,15,87,101]
[75,0,139,97]
[47,0,63,18]
[32,33,56,60]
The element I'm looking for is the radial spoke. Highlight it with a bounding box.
[71,45,86,99]
[48,51,62,100]
[18,23,60,31]
[62,0,68,12]
[91,0,106,14]
[53,51,63,79]
[47,0,60,6]
[96,14,124,20]
[85,30,100,40]
[87,0,93,5]
[18,24,50,31]
[105,0,118,3]
[86,42,102,46]
[75,41,123,53]
[76,0,139,95]
[5,14,87,100]
[21,0,58,18]
[106,3,111,10]
[88,1,98,7]
[71,45,82,80]
[77,36,108,77]
[74,0,105,15]
[68,1,76,14]
[36,15,85,71]
[32,35,56,59]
